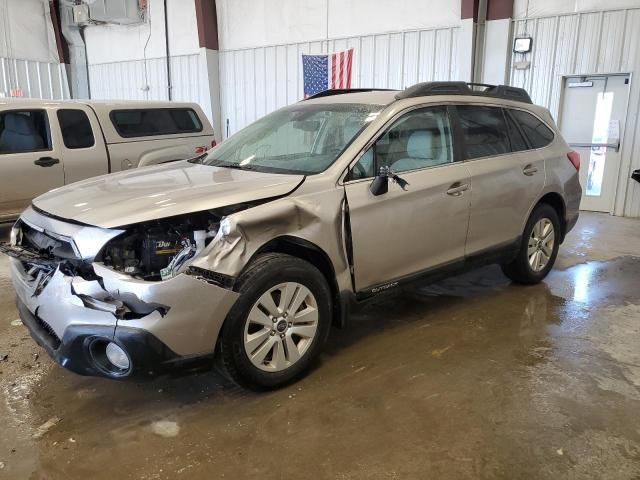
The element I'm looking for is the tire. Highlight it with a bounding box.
[218,253,332,390]
[501,203,561,285]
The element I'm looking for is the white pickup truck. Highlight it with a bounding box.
[0,99,215,222]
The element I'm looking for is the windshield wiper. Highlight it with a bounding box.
[187,152,208,164]
[207,160,255,170]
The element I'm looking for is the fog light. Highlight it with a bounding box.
[105,342,130,370]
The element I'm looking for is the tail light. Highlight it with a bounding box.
[567,150,580,171]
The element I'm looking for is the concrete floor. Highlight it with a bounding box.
[1,212,640,479]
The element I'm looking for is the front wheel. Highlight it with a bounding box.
[501,203,561,285]
[218,253,332,390]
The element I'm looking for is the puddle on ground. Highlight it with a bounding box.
[0,255,639,479]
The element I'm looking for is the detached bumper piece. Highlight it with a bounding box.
[16,297,215,379]
[0,242,57,265]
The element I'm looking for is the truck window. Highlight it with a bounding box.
[57,109,95,149]
[110,108,203,138]
[0,110,51,154]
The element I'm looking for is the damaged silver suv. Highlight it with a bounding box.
[1,83,581,390]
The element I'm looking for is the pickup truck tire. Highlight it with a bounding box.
[218,253,331,391]
[501,203,561,285]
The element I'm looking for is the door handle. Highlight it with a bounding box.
[34,157,60,167]
[446,182,469,196]
[523,165,538,176]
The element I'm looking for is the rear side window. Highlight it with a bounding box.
[504,110,528,152]
[456,105,510,159]
[110,108,203,138]
[57,109,95,149]
[0,109,51,154]
[510,109,554,149]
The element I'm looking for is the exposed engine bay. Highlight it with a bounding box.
[0,206,248,326]
[99,211,222,281]
[1,204,256,289]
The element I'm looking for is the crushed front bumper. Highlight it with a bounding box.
[9,257,239,379]
[15,297,187,378]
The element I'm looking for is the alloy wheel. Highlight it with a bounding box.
[528,218,555,272]
[243,282,319,372]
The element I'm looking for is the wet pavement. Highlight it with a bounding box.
[1,212,640,479]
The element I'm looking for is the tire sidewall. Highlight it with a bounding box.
[221,256,332,390]
[521,204,561,281]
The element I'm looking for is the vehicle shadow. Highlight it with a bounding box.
[325,265,512,353]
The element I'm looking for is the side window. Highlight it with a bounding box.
[349,148,375,180]
[457,105,510,159]
[57,109,95,149]
[504,109,528,152]
[0,109,51,154]
[349,106,453,179]
[510,109,554,149]
[110,108,203,138]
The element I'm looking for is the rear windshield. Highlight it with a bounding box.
[110,108,203,138]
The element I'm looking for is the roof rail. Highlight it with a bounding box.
[395,82,533,104]
[304,88,396,100]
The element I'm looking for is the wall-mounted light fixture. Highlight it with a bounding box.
[513,37,533,54]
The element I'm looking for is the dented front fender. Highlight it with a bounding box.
[189,187,352,293]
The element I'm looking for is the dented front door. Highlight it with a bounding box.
[345,162,471,292]
[343,105,471,292]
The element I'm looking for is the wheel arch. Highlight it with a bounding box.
[249,235,346,328]
[536,191,567,241]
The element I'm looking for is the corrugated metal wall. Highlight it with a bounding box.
[88,53,204,104]
[219,26,460,136]
[510,8,640,217]
[0,57,69,99]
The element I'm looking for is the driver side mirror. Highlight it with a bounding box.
[370,167,389,196]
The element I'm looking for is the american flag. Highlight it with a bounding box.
[302,49,354,98]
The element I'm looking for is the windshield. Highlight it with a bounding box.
[196,103,383,175]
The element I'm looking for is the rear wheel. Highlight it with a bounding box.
[501,203,560,285]
[218,253,331,390]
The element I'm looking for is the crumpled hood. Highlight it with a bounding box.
[32,161,305,228]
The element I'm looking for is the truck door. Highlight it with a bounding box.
[53,106,109,184]
[0,108,64,221]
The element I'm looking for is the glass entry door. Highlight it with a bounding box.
[559,74,630,212]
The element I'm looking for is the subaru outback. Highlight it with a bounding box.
[0,82,581,390]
